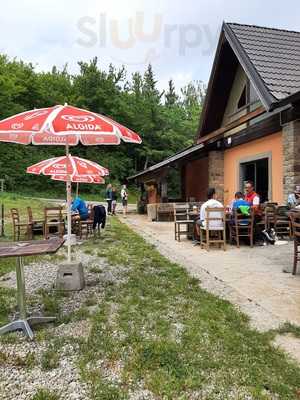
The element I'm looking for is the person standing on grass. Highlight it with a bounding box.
[106,183,113,215]
[121,184,128,217]
[111,186,118,215]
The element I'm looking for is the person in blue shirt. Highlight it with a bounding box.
[232,192,250,210]
[71,196,89,221]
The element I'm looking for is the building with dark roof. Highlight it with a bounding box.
[129,22,300,208]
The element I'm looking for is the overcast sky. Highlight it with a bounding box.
[1,0,299,92]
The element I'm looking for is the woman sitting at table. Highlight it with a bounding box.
[71,196,89,221]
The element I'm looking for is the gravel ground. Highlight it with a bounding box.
[0,338,88,400]
[0,248,128,400]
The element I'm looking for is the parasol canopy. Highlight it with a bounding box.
[51,174,105,184]
[1,104,141,262]
[0,104,142,145]
[27,155,109,178]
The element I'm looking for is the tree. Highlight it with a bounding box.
[165,79,178,107]
[0,54,205,194]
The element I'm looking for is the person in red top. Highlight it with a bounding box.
[244,181,260,209]
[245,181,264,244]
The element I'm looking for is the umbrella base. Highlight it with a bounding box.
[63,233,77,246]
[0,316,56,340]
[55,262,85,291]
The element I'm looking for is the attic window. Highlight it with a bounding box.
[237,85,247,109]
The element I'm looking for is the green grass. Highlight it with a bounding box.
[31,388,60,400]
[273,322,300,339]
[3,185,139,205]
[1,194,300,398]
[0,349,36,368]
[0,287,16,325]
[0,192,52,276]
[77,219,300,399]
[41,346,60,370]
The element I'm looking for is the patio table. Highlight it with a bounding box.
[0,237,64,339]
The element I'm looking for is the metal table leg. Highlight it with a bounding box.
[0,256,56,339]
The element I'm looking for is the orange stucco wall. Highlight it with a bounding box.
[224,132,283,206]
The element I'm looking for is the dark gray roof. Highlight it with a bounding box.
[227,23,300,101]
[128,142,204,180]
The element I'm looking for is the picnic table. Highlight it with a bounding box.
[0,237,64,339]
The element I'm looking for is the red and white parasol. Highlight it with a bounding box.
[0,104,142,261]
[27,155,109,177]
[51,175,105,184]
[0,104,141,145]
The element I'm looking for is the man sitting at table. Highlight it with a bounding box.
[195,188,223,236]
[71,196,89,221]
[244,181,260,209]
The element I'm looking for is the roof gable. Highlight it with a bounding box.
[198,22,300,137]
[228,23,300,101]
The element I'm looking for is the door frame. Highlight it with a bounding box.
[236,151,272,201]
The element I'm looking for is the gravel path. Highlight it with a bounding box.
[0,248,128,400]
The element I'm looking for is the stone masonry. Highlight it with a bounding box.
[208,150,224,202]
[282,120,300,202]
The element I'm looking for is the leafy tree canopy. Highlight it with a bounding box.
[0,55,205,194]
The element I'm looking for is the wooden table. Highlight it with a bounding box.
[0,238,64,339]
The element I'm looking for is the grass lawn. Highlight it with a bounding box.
[1,198,300,399]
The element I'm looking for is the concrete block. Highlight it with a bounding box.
[56,262,85,291]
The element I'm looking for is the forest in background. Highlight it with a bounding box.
[0,55,205,197]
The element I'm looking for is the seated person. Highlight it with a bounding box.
[244,181,260,208]
[195,188,223,236]
[71,196,89,221]
[287,185,300,208]
[231,192,251,225]
[232,192,250,212]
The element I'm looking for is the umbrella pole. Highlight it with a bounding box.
[76,182,79,197]
[66,142,72,263]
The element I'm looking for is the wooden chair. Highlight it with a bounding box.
[157,203,174,221]
[200,208,226,251]
[43,207,64,239]
[78,205,94,239]
[229,207,254,248]
[264,203,277,230]
[27,207,44,237]
[11,208,32,241]
[290,211,300,275]
[174,203,194,241]
[274,206,292,238]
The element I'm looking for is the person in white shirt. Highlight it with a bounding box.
[121,184,128,217]
[195,188,224,236]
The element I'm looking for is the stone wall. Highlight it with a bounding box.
[208,150,224,202]
[282,120,300,202]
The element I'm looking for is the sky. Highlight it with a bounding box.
[1,0,300,92]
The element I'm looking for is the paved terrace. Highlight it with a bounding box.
[121,214,300,332]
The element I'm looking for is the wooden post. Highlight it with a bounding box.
[1,204,4,237]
